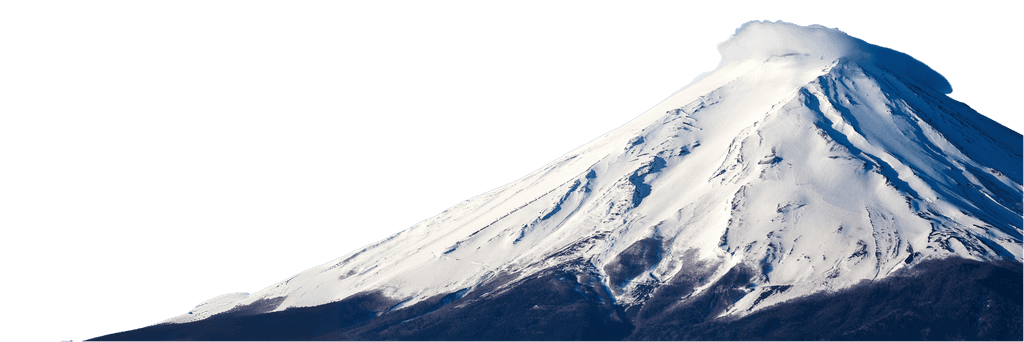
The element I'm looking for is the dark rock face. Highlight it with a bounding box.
[340,269,633,341]
[90,258,1021,341]
[630,258,1023,341]
[89,291,400,341]
[604,238,663,294]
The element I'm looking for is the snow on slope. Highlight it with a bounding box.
[163,21,1022,324]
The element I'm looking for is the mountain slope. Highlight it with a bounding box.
[91,21,1022,341]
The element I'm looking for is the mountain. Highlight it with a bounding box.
[91,21,1022,341]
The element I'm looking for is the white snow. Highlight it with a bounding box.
[161,292,249,324]
[163,21,1023,324]
[718,21,952,94]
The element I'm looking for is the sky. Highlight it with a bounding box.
[1,1,1019,341]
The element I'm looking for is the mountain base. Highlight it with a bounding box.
[91,258,1021,341]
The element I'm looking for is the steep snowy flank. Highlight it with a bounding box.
[160,21,1022,325]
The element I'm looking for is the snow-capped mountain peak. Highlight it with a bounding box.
[150,21,1022,331]
[718,21,951,94]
